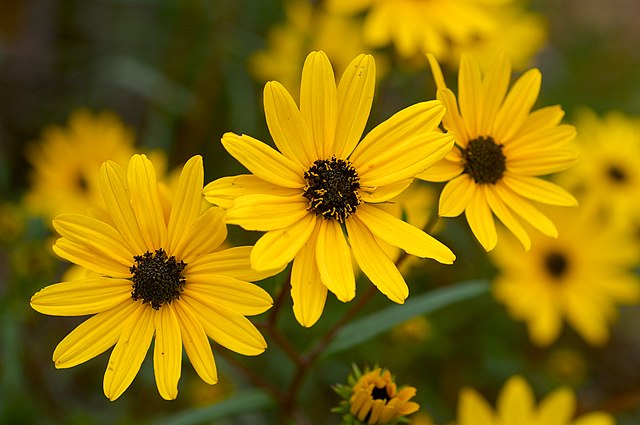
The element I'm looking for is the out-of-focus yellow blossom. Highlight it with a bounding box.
[250,0,386,98]
[391,316,433,343]
[491,203,640,346]
[457,375,615,425]
[546,347,588,386]
[558,109,640,226]
[325,0,546,68]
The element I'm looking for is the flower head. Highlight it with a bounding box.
[205,51,455,327]
[457,375,615,425]
[31,154,277,400]
[418,53,578,251]
[491,203,640,346]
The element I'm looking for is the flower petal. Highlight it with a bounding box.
[291,225,328,327]
[497,376,535,424]
[182,295,267,356]
[99,160,147,254]
[465,186,497,251]
[357,132,454,187]
[251,213,317,271]
[53,301,138,369]
[502,174,577,207]
[173,206,227,263]
[484,185,531,251]
[458,388,495,425]
[173,300,217,384]
[203,174,299,209]
[359,179,413,204]
[438,174,475,217]
[153,304,182,400]
[356,203,455,264]
[221,133,305,189]
[347,215,408,304]
[334,53,376,158]
[264,81,315,166]
[127,154,167,251]
[167,156,204,254]
[438,88,470,144]
[226,194,310,231]
[458,54,483,137]
[537,388,575,425]
[103,304,155,401]
[493,69,542,143]
[505,124,576,154]
[416,158,463,182]
[507,149,579,176]
[187,246,285,282]
[495,183,558,238]
[572,412,616,425]
[426,53,447,90]
[300,51,337,158]
[316,219,355,302]
[185,276,273,316]
[31,278,132,316]
[52,238,131,278]
[479,52,511,135]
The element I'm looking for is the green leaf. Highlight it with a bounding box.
[323,280,490,356]
[154,389,274,425]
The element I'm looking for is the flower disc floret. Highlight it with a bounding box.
[130,248,186,309]
[461,136,506,184]
[544,251,568,279]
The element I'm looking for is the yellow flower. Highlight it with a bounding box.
[491,204,640,346]
[24,109,137,220]
[558,109,640,225]
[457,375,615,425]
[418,53,578,251]
[205,51,455,327]
[349,368,420,425]
[31,154,277,401]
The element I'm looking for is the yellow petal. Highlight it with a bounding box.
[173,300,218,384]
[502,174,577,207]
[31,278,132,316]
[416,158,463,182]
[537,388,575,425]
[103,305,155,401]
[505,124,576,154]
[458,388,495,425]
[251,213,317,271]
[173,206,227,263]
[356,203,455,264]
[185,277,273,316]
[438,174,475,217]
[426,53,447,90]
[153,304,182,400]
[346,216,408,304]
[527,291,562,346]
[495,183,558,238]
[291,225,328,327]
[316,219,355,302]
[465,187,497,251]
[484,185,531,251]
[357,132,454,187]
[53,301,138,369]
[187,246,285,282]
[518,105,565,135]
[264,80,315,167]
[334,54,376,158]
[457,54,483,137]
[438,88,470,144]
[507,149,579,176]
[359,179,413,204]
[497,376,535,424]
[493,69,542,143]
[182,295,267,356]
[480,53,511,135]
[167,156,204,254]
[565,292,609,346]
[350,100,445,166]
[127,154,167,251]
[300,51,337,158]
[572,412,616,425]
[203,174,299,209]
[226,194,310,231]
[52,214,134,270]
[52,238,131,278]
[99,160,147,254]
[221,132,305,188]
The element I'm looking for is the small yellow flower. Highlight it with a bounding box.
[457,375,615,425]
[31,154,278,400]
[205,51,455,327]
[418,53,578,251]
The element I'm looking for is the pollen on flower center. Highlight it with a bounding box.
[130,248,187,309]
[461,136,506,184]
[303,157,361,222]
[544,251,568,279]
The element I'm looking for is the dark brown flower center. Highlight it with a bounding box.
[130,248,186,309]
[544,251,568,279]
[606,165,627,184]
[303,157,361,222]
[371,386,391,402]
[462,136,506,184]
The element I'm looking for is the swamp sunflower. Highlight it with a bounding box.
[418,53,578,251]
[205,51,455,327]
[31,154,277,400]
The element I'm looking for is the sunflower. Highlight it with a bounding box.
[558,109,640,225]
[204,51,455,327]
[417,53,578,251]
[30,154,278,401]
[457,375,615,425]
[491,203,640,346]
